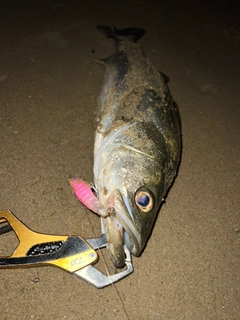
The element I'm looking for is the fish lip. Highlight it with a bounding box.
[106,189,142,256]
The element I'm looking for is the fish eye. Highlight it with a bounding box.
[135,190,154,212]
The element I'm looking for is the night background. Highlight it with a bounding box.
[0,1,239,319]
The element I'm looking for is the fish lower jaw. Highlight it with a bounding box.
[102,216,125,268]
[102,218,141,264]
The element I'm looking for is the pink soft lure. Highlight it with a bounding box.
[69,178,108,217]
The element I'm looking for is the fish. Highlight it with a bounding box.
[70,26,181,268]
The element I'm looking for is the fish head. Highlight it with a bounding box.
[94,118,180,268]
[96,147,170,268]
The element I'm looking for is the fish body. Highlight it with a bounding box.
[93,26,181,267]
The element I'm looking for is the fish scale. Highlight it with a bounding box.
[92,26,181,267]
[70,26,181,268]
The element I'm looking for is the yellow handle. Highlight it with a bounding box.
[0,210,68,257]
[0,210,98,272]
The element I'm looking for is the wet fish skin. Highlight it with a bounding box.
[93,26,181,267]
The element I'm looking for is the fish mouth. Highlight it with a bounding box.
[102,189,142,268]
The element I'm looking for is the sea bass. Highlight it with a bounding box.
[71,26,181,268]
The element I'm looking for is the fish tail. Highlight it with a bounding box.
[97,25,145,43]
